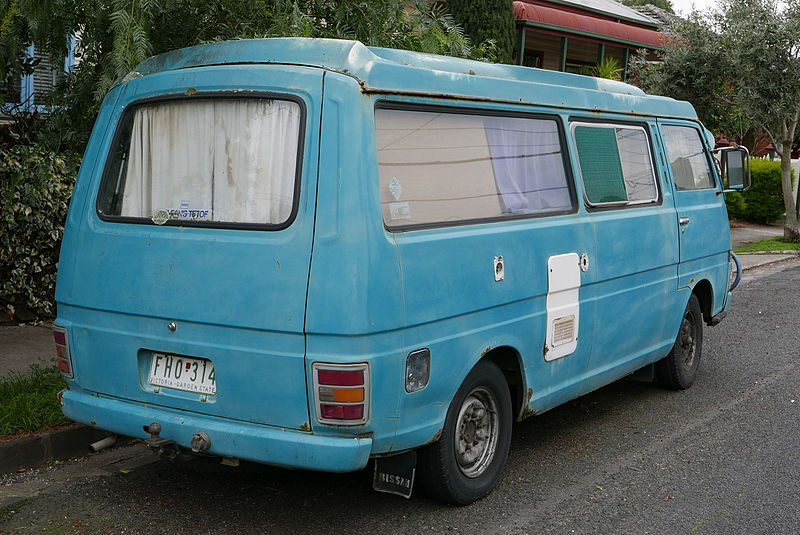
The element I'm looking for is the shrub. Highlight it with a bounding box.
[724,189,747,220]
[0,144,80,317]
[724,158,794,224]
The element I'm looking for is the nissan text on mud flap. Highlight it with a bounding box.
[53,38,749,505]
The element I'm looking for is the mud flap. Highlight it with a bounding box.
[373,450,417,499]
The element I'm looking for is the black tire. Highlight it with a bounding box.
[417,359,512,505]
[655,294,703,390]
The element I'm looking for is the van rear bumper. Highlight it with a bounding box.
[60,389,372,473]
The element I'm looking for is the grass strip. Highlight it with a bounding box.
[0,362,70,435]
[734,236,800,253]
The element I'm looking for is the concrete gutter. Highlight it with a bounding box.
[0,425,119,474]
[736,251,800,271]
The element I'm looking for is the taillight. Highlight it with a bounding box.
[53,325,73,379]
[313,363,369,425]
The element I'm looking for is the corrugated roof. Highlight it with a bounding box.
[555,0,659,25]
[627,4,679,28]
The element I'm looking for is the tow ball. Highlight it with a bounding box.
[143,422,178,460]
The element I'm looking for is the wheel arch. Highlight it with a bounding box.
[692,278,714,325]
[481,345,527,422]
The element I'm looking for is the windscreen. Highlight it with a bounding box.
[99,98,302,227]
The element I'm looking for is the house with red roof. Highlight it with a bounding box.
[513,0,665,78]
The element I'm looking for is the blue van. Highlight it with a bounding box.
[54,38,748,504]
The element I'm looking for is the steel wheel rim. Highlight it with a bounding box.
[454,386,499,479]
[679,311,697,370]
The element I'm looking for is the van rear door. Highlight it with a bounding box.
[56,65,323,430]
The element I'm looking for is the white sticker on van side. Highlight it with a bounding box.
[389,202,411,220]
[545,253,580,361]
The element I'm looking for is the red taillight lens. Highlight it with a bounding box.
[56,358,71,375]
[53,325,73,379]
[320,404,364,420]
[53,330,67,345]
[317,369,364,386]
[313,363,369,425]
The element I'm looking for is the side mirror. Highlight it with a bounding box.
[718,146,751,193]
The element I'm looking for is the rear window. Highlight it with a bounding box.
[375,107,574,229]
[98,97,302,228]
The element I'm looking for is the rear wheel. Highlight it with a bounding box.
[418,360,512,504]
[655,294,703,390]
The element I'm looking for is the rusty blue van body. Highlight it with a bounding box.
[55,38,738,503]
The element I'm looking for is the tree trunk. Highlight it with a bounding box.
[780,140,800,240]
[780,114,800,241]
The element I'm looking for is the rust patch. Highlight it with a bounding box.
[426,428,443,445]
[481,346,493,357]
[299,422,311,432]
[185,87,197,96]
[90,420,97,426]
[519,388,536,420]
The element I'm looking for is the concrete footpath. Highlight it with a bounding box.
[0,323,54,375]
[730,222,800,271]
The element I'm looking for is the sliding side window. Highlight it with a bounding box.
[572,123,658,207]
[375,108,574,229]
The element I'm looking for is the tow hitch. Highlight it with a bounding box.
[143,422,178,459]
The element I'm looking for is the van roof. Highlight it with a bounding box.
[131,38,698,120]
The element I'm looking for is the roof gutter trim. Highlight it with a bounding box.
[517,20,664,50]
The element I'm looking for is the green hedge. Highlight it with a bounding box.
[0,145,79,317]
[725,158,794,224]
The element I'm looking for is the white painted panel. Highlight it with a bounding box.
[545,253,581,361]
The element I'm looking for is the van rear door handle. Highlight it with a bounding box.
[679,217,691,226]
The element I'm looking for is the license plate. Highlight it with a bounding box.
[148,353,216,395]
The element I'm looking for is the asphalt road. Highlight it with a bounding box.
[2,259,799,535]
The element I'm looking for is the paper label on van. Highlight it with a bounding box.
[389,202,411,220]
[152,209,169,225]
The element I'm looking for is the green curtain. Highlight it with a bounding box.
[574,127,628,203]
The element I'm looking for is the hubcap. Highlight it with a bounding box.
[454,386,499,478]
[679,312,697,370]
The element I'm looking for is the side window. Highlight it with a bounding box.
[572,123,658,206]
[375,108,574,228]
[661,125,716,190]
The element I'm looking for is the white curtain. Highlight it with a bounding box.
[120,99,300,225]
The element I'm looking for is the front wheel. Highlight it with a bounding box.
[655,294,703,390]
[417,360,512,504]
